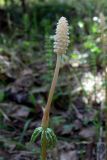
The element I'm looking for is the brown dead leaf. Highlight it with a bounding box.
[73,119,82,130]
[60,150,78,160]
[11,106,30,118]
[79,126,96,139]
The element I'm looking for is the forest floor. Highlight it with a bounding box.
[0,33,105,160]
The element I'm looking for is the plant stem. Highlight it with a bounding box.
[41,55,61,128]
[41,55,61,160]
[41,131,47,160]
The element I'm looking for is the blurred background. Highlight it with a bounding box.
[0,0,107,159]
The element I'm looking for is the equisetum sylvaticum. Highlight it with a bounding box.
[30,17,69,160]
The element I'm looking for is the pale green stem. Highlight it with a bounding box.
[41,131,47,160]
[41,54,61,128]
[45,55,61,112]
[41,54,61,160]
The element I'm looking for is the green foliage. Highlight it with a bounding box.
[0,91,4,102]
[28,94,36,106]
[93,112,101,140]
[31,127,43,143]
[23,13,30,34]
[70,53,80,59]
[51,116,65,126]
[44,34,53,68]
[42,33,54,83]
[31,127,57,149]
[84,21,101,74]
[19,119,32,143]
[0,111,5,129]
[41,128,57,149]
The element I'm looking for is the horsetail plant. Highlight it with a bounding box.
[30,17,69,160]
